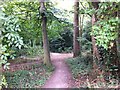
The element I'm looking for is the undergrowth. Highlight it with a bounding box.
[3,63,54,88]
[67,55,92,79]
[16,46,43,58]
[66,54,119,88]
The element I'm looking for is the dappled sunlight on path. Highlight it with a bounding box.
[42,53,75,88]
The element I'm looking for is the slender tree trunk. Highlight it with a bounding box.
[92,1,119,79]
[40,1,52,66]
[73,0,80,57]
[117,31,120,52]
[91,1,100,60]
[109,41,118,65]
[91,2,104,80]
[91,14,101,73]
[108,12,120,77]
[91,14,100,60]
[79,15,84,53]
[116,11,120,52]
[108,40,119,78]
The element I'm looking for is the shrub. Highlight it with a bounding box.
[15,45,43,57]
[66,55,92,78]
[49,29,73,53]
[4,63,54,88]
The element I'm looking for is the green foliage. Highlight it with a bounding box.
[24,46,43,57]
[90,2,119,83]
[3,15,24,49]
[92,17,118,49]
[79,2,119,50]
[67,55,92,78]
[91,2,119,50]
[14,45,44,58]
[3,1,42,45]
[0,75,8,88]
[86,78,119,88]
[2,1,72,50]
[67,54,119,88]
[49,29,73,53]
[4,63,53,88]
[0,9,8,89]
[79,8,95,16]
[78,22,92,51]
[0,3,24,88]
[1,15,24,63]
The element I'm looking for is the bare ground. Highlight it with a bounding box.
[42,53,75,88]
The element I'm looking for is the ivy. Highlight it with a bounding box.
[91,2,119,50]
[92,17,118,49]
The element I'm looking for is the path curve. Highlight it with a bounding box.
[42,53,75,88]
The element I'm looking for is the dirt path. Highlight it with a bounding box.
[42,53,75,88]
[3,53,75,88]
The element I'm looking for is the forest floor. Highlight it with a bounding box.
[3,53,119,88]
[3,53,76,88]
[42,53,75,88]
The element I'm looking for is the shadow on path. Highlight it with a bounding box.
[42,53,75,88]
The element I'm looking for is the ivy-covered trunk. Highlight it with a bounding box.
[91,14,100,60]
[108,41,119,77]
[91,14,105,82]
[91,2,103,77]
[91,2,119,80]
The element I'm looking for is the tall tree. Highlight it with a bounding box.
[108,6,119,77]
[117,6,120,53]
[91,1,100,59]
[40,0,52,66]
[91,0,101,78]
[73,0,80,57]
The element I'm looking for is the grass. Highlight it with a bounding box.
[3,62,54,88]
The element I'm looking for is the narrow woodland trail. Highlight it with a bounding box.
[42,53,75,88]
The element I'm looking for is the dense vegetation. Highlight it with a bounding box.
[0,0,119,89]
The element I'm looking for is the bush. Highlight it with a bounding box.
[49,29,73,53]
[26,46,43,57]
[66,55,92,78]
[15,45,43,57]
[66,54,119,88]
[4,63,54,88]
[76,21,92,52]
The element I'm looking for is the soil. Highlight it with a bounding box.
[42,53,75,88]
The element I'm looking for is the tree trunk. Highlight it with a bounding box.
[91,2,105,80]
[40,1,52,66]
[117,11,120,52]
[109,41,118,65]
[108,5,119,78]
[91,14,100,60]
[73,0,80,57]
[91,14,102,75]
[91,1,119,79]
[79,15,84,54]
[117,30,120,53]
[108,40,119,78]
